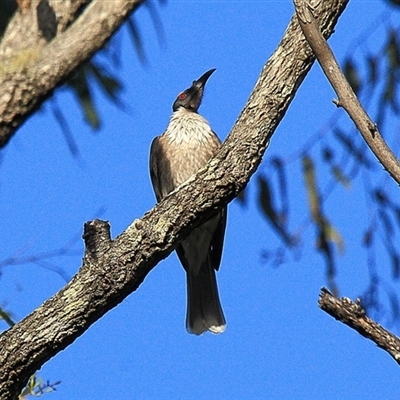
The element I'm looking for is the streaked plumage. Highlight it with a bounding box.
[149,69,227,335]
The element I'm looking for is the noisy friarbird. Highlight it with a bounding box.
[149,69,227,335]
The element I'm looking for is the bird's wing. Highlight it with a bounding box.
[209,207,227,271]
[149,136,164,202]
[176,207,227,274]
[208,130,226,272]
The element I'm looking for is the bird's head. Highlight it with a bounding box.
[172,69,216,113]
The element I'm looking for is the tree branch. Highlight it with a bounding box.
[0,0,91,57]
[0,0,144,148]
[294,0,400,185]
[0,1,349,398]
[319,287,400,365]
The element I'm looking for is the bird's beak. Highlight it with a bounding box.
[193,69,216,89]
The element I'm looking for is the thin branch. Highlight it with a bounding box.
[319,287,400,365]
[294,0,400,185]
[0,234,81,268]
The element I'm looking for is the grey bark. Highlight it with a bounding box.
[0,0,144,147]
[319,288,400,365]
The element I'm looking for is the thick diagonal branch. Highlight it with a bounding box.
[0,1,349,399]
[294,0,400,185]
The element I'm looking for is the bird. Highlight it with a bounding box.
[149,69,227,335]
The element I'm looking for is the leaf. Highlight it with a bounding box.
[379,209,394,236]
[320,147,351,187]
[51,100,80,158]
[271,156,289,218]
[322,146,334,162]
[126,17,148,64]
[302,156,344,256]
[374,188,388,205]
[257,175,295,246]
[331,165,351,188]
[316,223,338,295]
[388,290,400,322]
[391,251,400,280]
[382,231,400,280]
[0,306,15,327]
[367,55,379,85]
[302,155,320,220]
[386,29,400,70]
[394,206,400,226]
[374,189,400,228]
[386,0,400,7]
[144,0,166,46]
[333,129,373,168]
[19,375,37,398]
[257,175,277,221]
[67,66,101,130]
[383,31,400,114]
[323,219,345,254]
[362,227,374,248]
[19,375,61,398]
[88,63,124,105]
[383,71,400,114]
[79,90,100,130]
[343,58,361,96]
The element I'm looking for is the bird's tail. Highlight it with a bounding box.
[185,257,226,335]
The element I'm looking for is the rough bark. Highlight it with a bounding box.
[0,0,144,147]
[0,0,349,398]
[0,0,90,57]
[319,288,400,365]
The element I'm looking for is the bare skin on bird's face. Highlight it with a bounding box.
[149,69,227,335]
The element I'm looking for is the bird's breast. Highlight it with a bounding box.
[162,110,221,188]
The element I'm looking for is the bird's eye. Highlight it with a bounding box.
[178,93,187,100]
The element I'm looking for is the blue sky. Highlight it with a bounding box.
[1,1,400,399]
